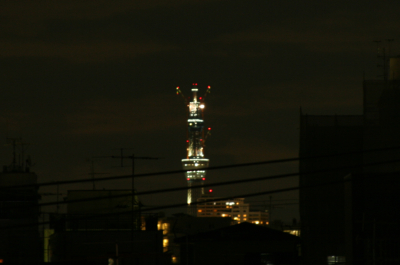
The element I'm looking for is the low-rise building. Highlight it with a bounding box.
[196,194,269,225]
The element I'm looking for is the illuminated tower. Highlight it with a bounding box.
[176,83,211,215]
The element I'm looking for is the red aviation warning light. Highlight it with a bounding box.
[202,178,205,180]
[209,189,213,193]
[208,127,211,131]
[207,86,211,89]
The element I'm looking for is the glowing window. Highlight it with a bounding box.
[327,256,346,265]
[163,239,169,248]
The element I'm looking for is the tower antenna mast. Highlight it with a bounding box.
[177,83,212,215]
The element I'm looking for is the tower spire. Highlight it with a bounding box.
[177,83,211,215]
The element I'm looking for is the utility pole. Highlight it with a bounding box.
[111,152,160,265]
[96,149,160,263]
[111,154,160,229]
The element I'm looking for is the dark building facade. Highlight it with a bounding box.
[299,57,400,264]
[0,170,41,263]
[175,222,301,265]
[48,190,169,265]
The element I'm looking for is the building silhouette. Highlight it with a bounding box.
[175,222,301,265]
[48,190,169,265]
[0,139,41,263]
[299,56,400,264]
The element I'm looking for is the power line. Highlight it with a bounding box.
[21,156,400,209]
[3,171,398,230]
[3,145,400,190]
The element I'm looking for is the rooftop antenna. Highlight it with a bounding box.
[20,141,31,171]
[95,148,161,240]
[374,39,395,82]
[5,137,21,171]
[87,159,109,190]
[386,39,395,59]
[374,40,387,81]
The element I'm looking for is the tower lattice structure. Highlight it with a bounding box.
[176,83,211,215]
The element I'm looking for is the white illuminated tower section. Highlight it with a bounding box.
[177,83,211,215]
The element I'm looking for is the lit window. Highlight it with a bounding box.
[327,256,346,265]
[163,239,169,248]
[198,210,202,212]
[238,215,241,217]
[243,215,247,217]
[172,256,177,264]
[243,218,247,221]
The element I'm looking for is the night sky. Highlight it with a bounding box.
[1,1,400,222]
